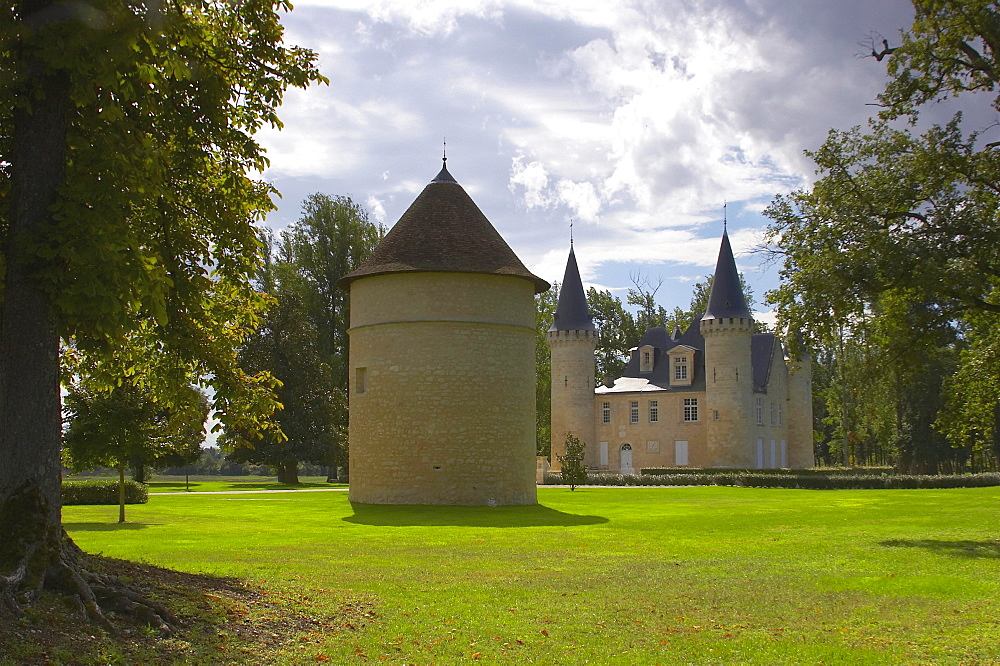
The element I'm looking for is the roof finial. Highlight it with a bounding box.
[723,200,728,233]
[570,219,574,246]
[443,137,447,166]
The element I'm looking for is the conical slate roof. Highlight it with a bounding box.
[340,161,549,293]
[549,244,595,331]
[702,229,752,320]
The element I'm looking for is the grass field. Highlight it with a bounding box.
[38,486,1000,663]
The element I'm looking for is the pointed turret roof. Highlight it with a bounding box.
[340,160,549,293]
[702,229,752,320]
[549,244,595,331]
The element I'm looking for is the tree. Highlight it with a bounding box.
[587,287,639,383]
[535,287,557,456]
[556,433,587,491]
[63,381,208,522]
[0,0,323,623]
[763,0,1000,472]
[224,238,342,484]
[279,194,382,477]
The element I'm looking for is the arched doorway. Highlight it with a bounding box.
[620,443,633,474]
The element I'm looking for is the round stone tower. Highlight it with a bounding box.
[700,229,755,468]
[547,243,597,471]
[340,159,549,505]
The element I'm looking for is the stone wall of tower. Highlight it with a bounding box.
[547,329,597,471]
[701,317,755,467]
[786,355,815,469]
[347,272,537,505]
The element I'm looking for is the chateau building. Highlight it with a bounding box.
[340,159,548,505]
[549,230,814,472]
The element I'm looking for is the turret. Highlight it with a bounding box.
[786,337,815,468]
[700,228,755,467]
[547,244,597,471]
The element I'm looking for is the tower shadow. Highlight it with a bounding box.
[343,502,608,528]
[880,538,1000,559]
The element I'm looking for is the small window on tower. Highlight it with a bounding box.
[356,367,367,394]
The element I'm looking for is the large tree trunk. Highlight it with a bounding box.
[0,2,172,629]
[0,20,73,613]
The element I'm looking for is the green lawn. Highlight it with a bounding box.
[143,476,344,493]
[60,486,999,664]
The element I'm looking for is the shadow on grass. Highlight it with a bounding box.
[147,482,190,489]
[344,502,609,527]
[881,538,1000,559]
[63,522,151,531]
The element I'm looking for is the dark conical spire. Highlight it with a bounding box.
[432,144,456,183]
[549,245,596,331]
[702,228,752,320]
[671,323,682,341]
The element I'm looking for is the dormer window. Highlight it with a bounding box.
[667,346,694,387]
[638,345,655,373]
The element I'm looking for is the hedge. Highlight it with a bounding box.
[640,466,896,477]
[62,480,149,505]
[544,470,1000,490]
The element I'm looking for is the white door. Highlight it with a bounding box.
[674,440,689,466]
[620,443,633,474]
[756,439,764,469]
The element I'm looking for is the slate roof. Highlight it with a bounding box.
[602,322,706,394]
[598,321,780,395]
[550,245,596,331]
[340,161,550,293]
[702,229,752,320]
[751,333,777,393]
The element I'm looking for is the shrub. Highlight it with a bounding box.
[542,470,1000,490]
[62,480,149,505]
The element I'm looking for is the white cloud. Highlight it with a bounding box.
[508,155,552,209]
[366,195,387,223]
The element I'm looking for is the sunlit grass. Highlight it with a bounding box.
[63,486,1000,664]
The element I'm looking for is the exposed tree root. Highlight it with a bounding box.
[0,484,175,633]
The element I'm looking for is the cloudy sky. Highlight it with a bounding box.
[255,0,921,320]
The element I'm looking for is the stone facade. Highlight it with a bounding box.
[548,329,597,471]
[348,273,538,504]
